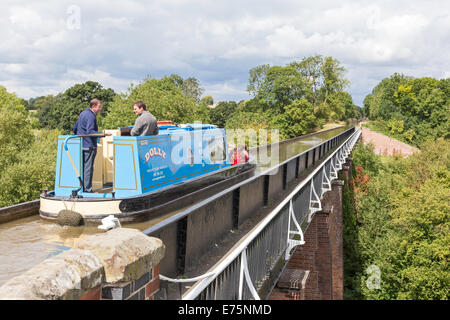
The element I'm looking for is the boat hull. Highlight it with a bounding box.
[39,162,255,225]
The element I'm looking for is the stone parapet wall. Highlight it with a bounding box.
[0,228,165,300]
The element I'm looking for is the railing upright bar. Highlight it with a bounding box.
[238,252,244,300]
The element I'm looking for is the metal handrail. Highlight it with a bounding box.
[182,128,361,300]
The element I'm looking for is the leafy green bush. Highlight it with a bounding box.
[0,86,61,207]
[0,130,60,207]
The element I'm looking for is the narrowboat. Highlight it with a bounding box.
[39,122,255,225]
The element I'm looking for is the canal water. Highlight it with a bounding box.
[0,126,347,286]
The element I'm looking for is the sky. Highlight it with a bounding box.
[0,0,449,107]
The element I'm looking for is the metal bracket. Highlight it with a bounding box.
[321,165,331,198]
[238,249,260,300]
[308,179,322,222]
[330,158,338,180]
[285,200,305,260]
[335,149,345,170]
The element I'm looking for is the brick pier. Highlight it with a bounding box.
[269,160,350,300]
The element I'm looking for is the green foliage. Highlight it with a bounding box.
[225,109,271,130]
[169,74,205,102]
[319,56,350,104]
[201,95,214,106]
[209,101,237,128]
[38,81,116,133]
[352,142,382,176]
[225,110,276,147]
[27,95,55,111]
[0,86,34,172]
[0,130,61,207]
[250,65,307,110]
[279,98,316,138]
[0,86,60,207]
[244,55,359,139]
[100,75,210,129]
[341,168,363,300]
[364,74,450,146]
[347,139,450,300]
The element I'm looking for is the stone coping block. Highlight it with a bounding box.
[0,228,165,300]
[75,228,165,283]
[0,249,104,300]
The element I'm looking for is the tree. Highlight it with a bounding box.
[0,129,61,207]
[363,74,449,145]
[209,101,237,128]
[248,65,307,111]
[182,77,204,102]
[0,86,34,172]
[38,81,116,133]
[247,56,351,126]
[201,95,214,106]
[247,64,270,97]
[320,56,350,104]
[327,91,359,121]
[101,75,210,129]
[290,55,324,106]
[27,95,55,111]
[279,98,317,138]
[36,95,58,128]
[0,86,61,207]
[365,73,411,121]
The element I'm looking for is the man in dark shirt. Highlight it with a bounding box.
[73,98,105,193]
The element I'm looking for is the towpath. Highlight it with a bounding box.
[361,126,420,157]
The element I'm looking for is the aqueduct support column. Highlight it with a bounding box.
[270,159,353,300]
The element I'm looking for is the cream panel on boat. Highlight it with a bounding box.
[103,130,118,185]
[91,130,119,189]
[40,197,122,217]
[92,143,103,190]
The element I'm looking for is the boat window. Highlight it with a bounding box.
[208,137,226,164]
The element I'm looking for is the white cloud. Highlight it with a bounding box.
[2,63,25,74]
[203,79,250,102]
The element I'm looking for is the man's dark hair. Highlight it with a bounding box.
[133,101,147,110]
[90,98,102,108]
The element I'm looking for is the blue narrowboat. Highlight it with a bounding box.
[39,122,255,225]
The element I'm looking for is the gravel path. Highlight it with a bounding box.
[361,127,420,157]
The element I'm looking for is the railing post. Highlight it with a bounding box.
[232,188,240,229]
[176,217,188,275]
[263,175,270,206]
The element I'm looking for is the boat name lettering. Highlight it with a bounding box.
[145,147,166,162]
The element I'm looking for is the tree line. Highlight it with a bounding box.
[211,55,361,141]
[363,73,449,146]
